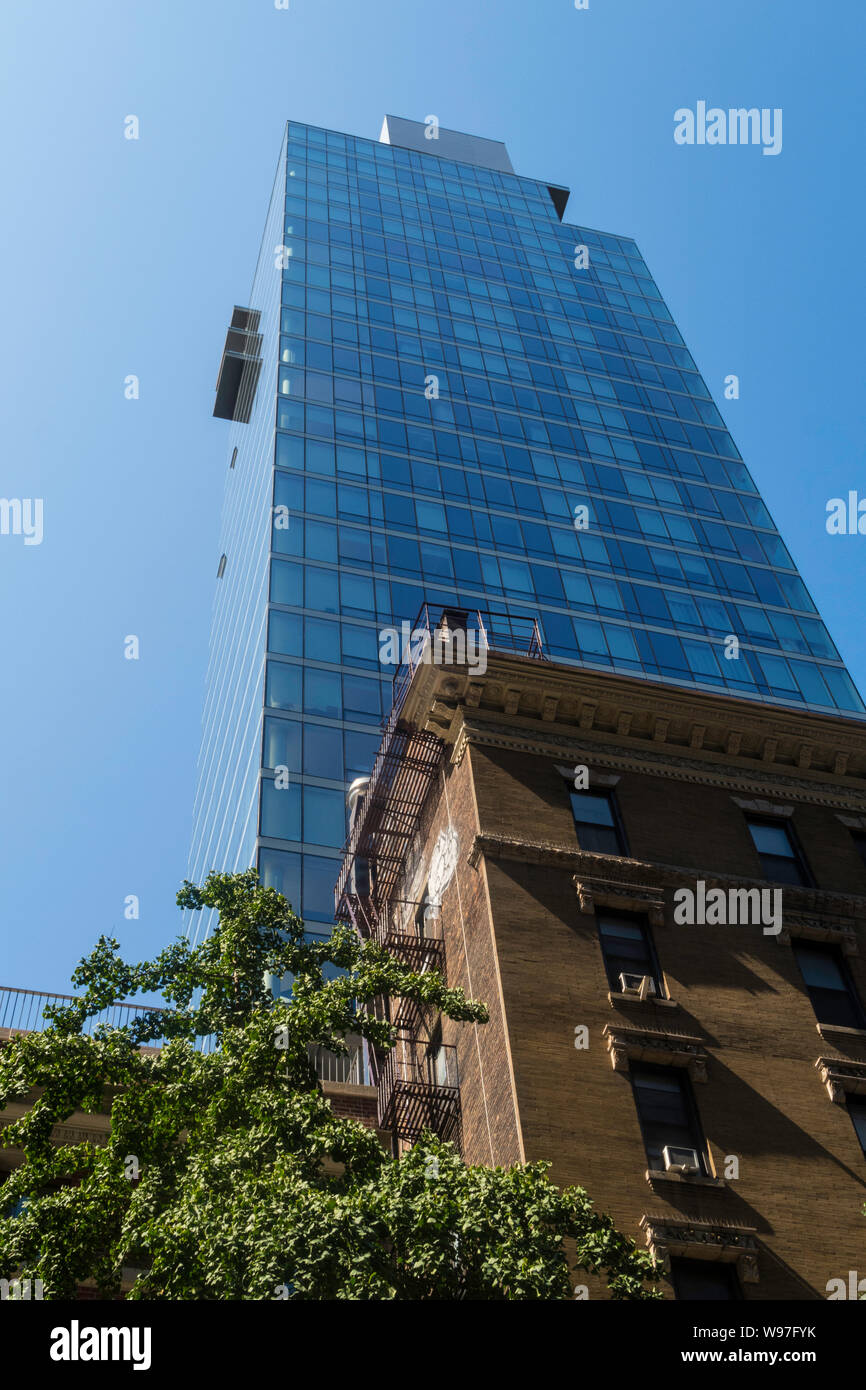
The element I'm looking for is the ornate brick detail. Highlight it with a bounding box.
[457,719,866,811]
[604,1025,709,1081]
[640,1216,760,1282]
[815,1056,866,1103]
[400,651,866,791]
[788,919,859,956]
[578,702,596,731]
[731,796,794,818]
[574,874,665,927]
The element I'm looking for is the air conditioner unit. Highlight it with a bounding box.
[662,1145,700,1176]
[619,971,656,999]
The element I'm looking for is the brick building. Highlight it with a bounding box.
[336,611,866,1300]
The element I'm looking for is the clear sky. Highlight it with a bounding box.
[1,0,863,995]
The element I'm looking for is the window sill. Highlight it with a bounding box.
[816,1022,866,1041]
[608,991,679,1010]
[646,1169,726,1189]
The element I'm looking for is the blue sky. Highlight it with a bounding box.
[1,0,863,994]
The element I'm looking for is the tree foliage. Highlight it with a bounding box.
[0,872,658,1300]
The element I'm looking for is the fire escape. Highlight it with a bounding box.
[335,606,546,1150]
[334,706,460,1147]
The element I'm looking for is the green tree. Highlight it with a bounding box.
[0,871,658,1300]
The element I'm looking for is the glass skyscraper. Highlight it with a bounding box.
[188,115,863,944]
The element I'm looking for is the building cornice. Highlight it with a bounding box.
[467,835,866,944]
[400,655,866,799]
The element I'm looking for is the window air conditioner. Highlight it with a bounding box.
[619,971,656,999]
[662,1145,700,1176]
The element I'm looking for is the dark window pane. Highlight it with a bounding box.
[303,723,343,779]
[748,822,795,858]
[746,817,809,885]
[570,790,625,855]
[260,780,301,842]
[304,668,341,718]
[344,730,379,778]
[598,914,659,992]
[671,1258,741,1301]
[303,853,341,922]
[303,785,345,848]
[570,792,615,827]
[848,1098,866,1155]
[632,1066,705,1173]
[266,662,302,712]
[263,717,301,772]
[258,848,301,911]
[793,943,864,1029]
[268,611,302,656]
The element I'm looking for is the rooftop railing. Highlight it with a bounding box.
[0,986,369,1086]
[391,604,546,713]
[0,986,157,1037]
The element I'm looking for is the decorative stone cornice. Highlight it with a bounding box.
[455,718,866,810]
[603,1024,709,1082]
[815,1021,866,1047]
[731,796,794,818]
[639,1215,760,1282]
[468,836,866,941]
[815,1056,866,1103]
[555,763,621,788]
[574,873,665,926]
[0,1115,110,1152]
[785,919,859,957]
[405,652,866,799]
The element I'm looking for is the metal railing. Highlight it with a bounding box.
[0,987,371,1088]
[308,1035,369,1085]
[0,986,157,1036]
[375,1042,461,1142]
[391,604,546,713]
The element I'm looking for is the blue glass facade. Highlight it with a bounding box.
[190,117,863,939]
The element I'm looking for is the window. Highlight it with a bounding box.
[848,1097,866,1156]
[670,1258,741,1301]
[597,912,663,996]
[414,885,439,938]
[631,1064,708,1174]
[426,1032,456,1088]
[570,788,627,855]
[850,830,866,871]
[793,942,865,1029]
[745,816,811,886]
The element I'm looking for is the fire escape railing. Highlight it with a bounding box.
[375,1042,460,1145]
[334,606,546,1147]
